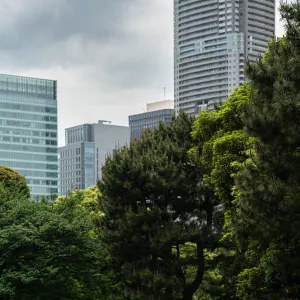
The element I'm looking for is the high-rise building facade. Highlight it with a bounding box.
[174,0,275,116]
[0,74,58,200]
[59,121,129,196]
[129,100,174,140]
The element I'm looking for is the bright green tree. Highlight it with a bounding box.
[189,83,253,208]
[0,180,109,299]
[56,186,104,225]
[227,2,300,299]
[189,85,254,299]
[99,113,222,300]
[0,166,30,198]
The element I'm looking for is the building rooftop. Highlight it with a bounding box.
[0,73,56,83]
[147,99,174,112]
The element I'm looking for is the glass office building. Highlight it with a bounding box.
[0,74,58,200]
[174,0,275,116]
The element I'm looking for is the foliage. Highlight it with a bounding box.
[0,166,30,199]
[226,2,300,299]
[188,85,254,299]
[189,84,253,208]
[56,186,104,225]
[3,3,300,299]
[0,186,109,299]
[99,113,222,300]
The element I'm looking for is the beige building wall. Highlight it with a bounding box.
[147,99,174,112]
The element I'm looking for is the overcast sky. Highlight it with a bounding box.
[0,0,287,145]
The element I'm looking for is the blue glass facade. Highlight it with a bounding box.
[82,142,95,189]
[0,74,58,200]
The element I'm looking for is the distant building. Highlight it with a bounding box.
[129,100,174,141]
[0,74,58,200]
[147,99,174,112]
[59,121,129,196]
[174,0,275,116]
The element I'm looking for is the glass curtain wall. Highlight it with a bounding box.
[0,74,58,200]
[82,142,95,189]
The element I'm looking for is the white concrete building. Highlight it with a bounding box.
[59,121,129,196]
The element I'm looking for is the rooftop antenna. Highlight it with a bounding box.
[164,87,166,100]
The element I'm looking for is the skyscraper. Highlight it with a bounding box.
[0,74,58,200]
[59,121,129,196]
[174,0,275,116]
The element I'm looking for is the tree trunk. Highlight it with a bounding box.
[182,242,205,300]
[165,287,175,300]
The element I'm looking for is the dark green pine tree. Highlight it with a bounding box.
[228,2,300,299]
[98,112,222,300]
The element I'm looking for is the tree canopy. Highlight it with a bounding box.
[0,183,109,299]
[225,3,300,299]
[2,2,300,299]
[0,166,30,199]
[99,113,224,300]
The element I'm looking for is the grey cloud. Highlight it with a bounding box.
[0,0,166,92]
[0,0,285,146]
[0,0,136,47]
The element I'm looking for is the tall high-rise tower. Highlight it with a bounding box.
[174,0,275,116]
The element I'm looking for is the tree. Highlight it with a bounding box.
[227,2,300,298]
[0,166,30,198]
[0,183,109,299]
[189,84,253,208]
[99,113,222,300]
[56,186,104,224]
[188,85,254,299]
